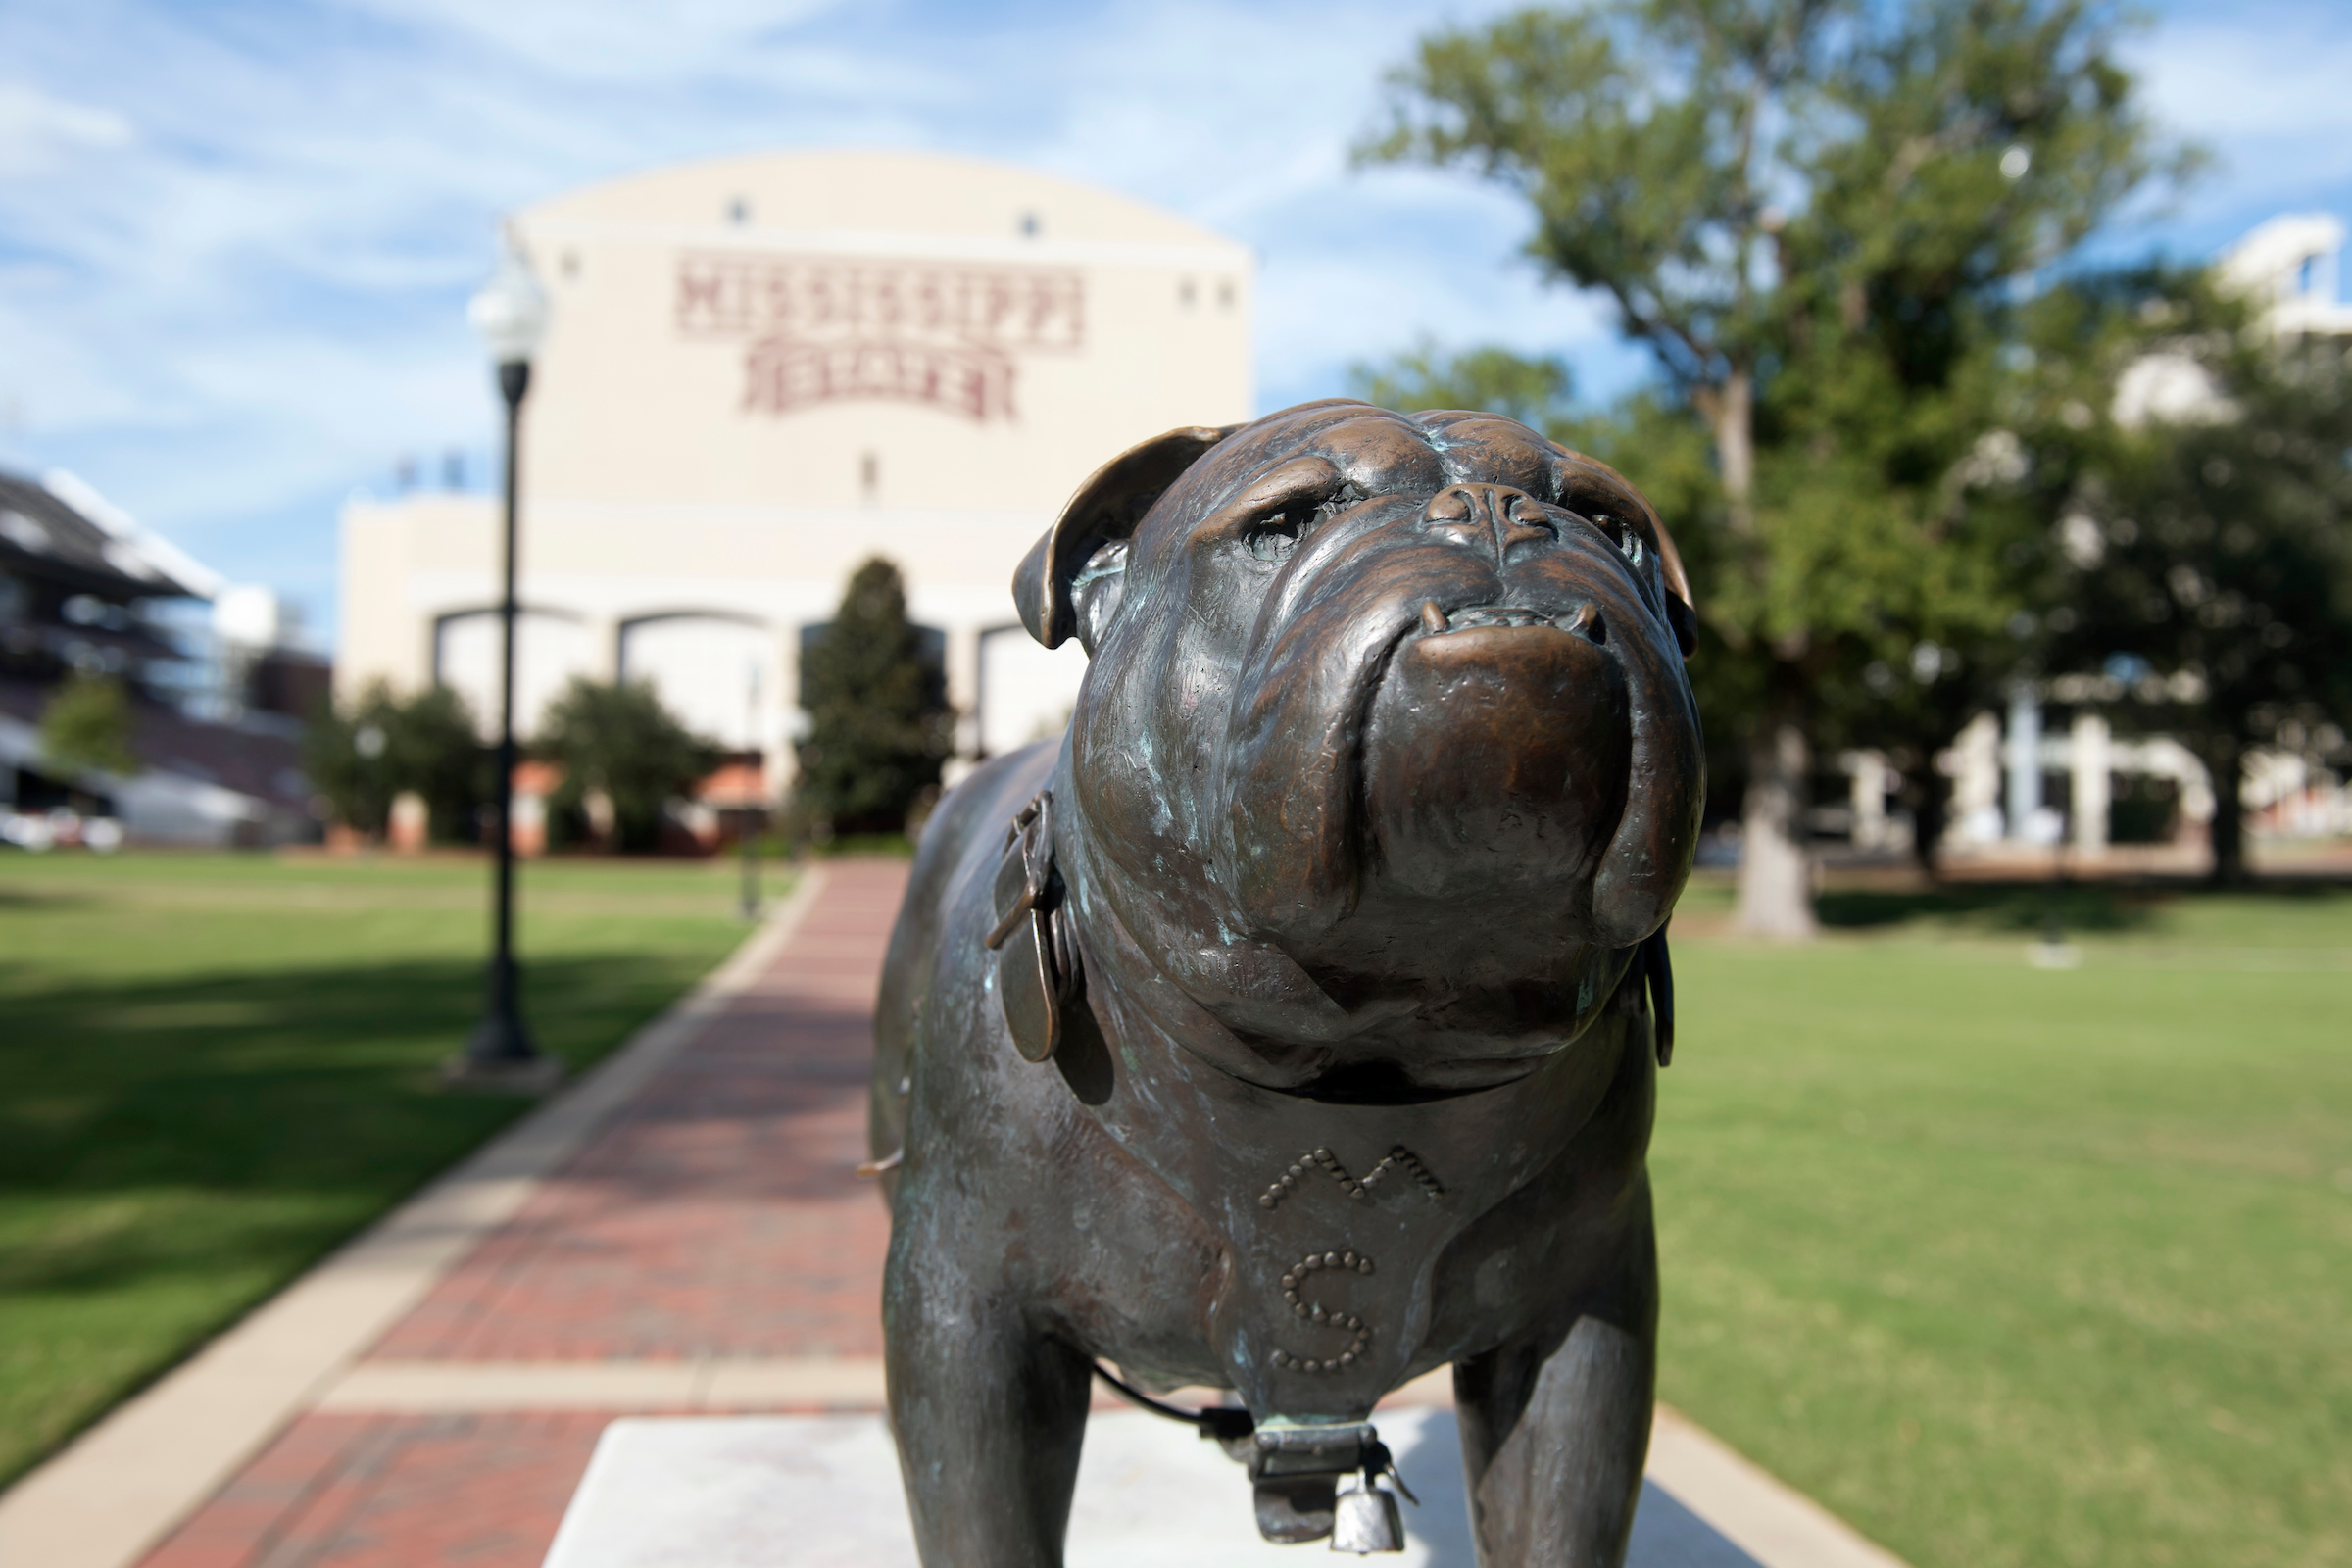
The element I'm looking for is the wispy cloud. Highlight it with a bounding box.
[0,81,135,176]
[1,0,2345,636]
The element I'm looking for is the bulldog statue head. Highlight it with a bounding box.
[1015,399,1703,1095]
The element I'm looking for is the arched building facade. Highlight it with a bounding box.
[337,148,1254,794]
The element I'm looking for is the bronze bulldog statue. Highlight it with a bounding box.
[868,398,1703,1565]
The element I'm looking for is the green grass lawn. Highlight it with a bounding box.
[0,850,767,1487]
[1654,875,2352,1568]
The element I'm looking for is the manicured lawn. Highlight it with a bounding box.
[1654,874,2352,1568]
[0,851,766,1487]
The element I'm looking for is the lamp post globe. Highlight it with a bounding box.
[446,234,561,1093]
[468,243,549,369]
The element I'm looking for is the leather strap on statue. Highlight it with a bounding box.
[984,790,1082,1062]
[1642,923,1675,1067]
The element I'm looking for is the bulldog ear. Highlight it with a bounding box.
[1014,423,1238,651]
[1649,514,1699,660]
[1552,448,1699,660]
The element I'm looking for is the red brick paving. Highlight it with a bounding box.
[136,860,910,1568]
[140,1414,612,1568]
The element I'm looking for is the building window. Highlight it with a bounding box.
[615,612,774,753]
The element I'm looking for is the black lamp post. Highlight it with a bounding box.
[740,659,763,921]
[445,236,562,1093]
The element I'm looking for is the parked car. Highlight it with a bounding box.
[0,808,123,853]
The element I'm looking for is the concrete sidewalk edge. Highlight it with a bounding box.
[0,867,830,1568]
[1648,1405,1913,1568]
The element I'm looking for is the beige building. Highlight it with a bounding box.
[339,148,1254,787]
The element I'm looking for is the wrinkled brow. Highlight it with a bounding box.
[1198,456,1346,527]
[1312,422,1448,499]
[1437,441,1557,499]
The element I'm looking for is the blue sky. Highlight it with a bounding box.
[3,0,2348,647]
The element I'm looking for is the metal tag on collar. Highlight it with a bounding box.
[996,907,1060,1062]
[986,792,1067,1063]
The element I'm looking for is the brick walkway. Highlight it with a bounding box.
[136,860,909,1568]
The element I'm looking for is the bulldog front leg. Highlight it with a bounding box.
[1451,1241,1658,1568]
[883,1199,1092,1568]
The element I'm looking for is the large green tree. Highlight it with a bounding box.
[1364,0,2184,932]
[795,558,952,838]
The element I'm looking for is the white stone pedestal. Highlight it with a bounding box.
[542,1409,1763,1567]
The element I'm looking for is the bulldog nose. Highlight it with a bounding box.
[1417,484,1555,564]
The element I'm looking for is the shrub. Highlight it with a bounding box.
[39,673,140,779]
[303,681,485,841]
[536,677,718,853]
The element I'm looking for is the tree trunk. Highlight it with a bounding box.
[1903,757,1947,880]
[1711,362,1812,934]
[2206,737,2247,887]
[1704,358,1811,933]
[1695,369,1757,535]
[1736,720,1818,938]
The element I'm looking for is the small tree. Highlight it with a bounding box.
[305,682,401,838]
[391,685,488,844]
[39,672,140,780]
[537,677,718,853]
[795,558,953,836]
[305,681,486,842]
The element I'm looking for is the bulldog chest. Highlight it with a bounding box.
[1077,1017,1627,1423]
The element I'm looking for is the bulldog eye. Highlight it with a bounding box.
[1245,507,1315,563]
[1592,514,1643,567]
[1249,523,1299,562]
